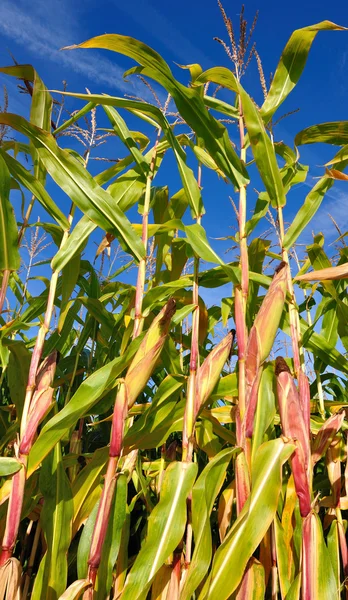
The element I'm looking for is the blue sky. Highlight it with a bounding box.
[1,0,348,294]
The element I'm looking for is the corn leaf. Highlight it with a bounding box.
[0,153,20,272]
[27,338,142,477]
[199,438,295,600]
[295,121,348,146]
[283,176,333,250]
[260,22,347,123]
[120,461,197,600]
[0,457,22,477]
[31,442,73,600]
[180,447,240,600]
[0,113,146,263]
[196,67,286,207]
[63,35,248,189]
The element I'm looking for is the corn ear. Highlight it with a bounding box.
[275,357,311,517]
[312,412,345,465]
[125,299,176,407]
[20,351,58,455]
[246,262,287,386]
[243,263,287,439]
[194,329,234,418]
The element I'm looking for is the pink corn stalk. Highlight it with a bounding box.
[275,357,311,518]
[86,299,176,589]
[182,159,203,464]
[301,512,315,600]
[87,382,128,588]
[0,351,57,566]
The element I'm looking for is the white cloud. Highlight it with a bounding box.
[0,0,153,97]
[305,187,348,241]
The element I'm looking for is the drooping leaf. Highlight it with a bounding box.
[196,67,286,207]
[0,150,70,230]
[283,177,333,250]
[0,457,22,477]
[260,22,347,123]
[62,35,249,188]
[0,113,146,263]
[295,121,348,146]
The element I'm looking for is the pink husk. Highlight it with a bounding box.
[276,358,311,518]
[110,382,128,458]
[312,412,345,465]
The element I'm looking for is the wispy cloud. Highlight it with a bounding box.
[304,187,348,242]
[0,0,151,96]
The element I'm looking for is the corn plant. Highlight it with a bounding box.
[0,4,348,599]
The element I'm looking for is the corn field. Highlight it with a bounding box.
[0,4,348,599]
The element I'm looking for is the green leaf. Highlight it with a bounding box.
[251,364,276,461]
[245,192,270,237]
[302,512,338,599]
[0,64,53,184]
[185,223,240,284]
[31,442,73,600]
[51,216,95,272]
[274,515,292,599]
[102,105,150,176]
[77,474,127,599]
[203,95,239,119]
[63,36,248,189]
[120,461,197,600]
[0,150,69,230]
[260,22,347,123]
[283,176,333,250]
[0,456,22,477]
[0,65,52,130]
[0,113,145,263]
[0,153,20,272]
[6,340,31,422]
[180,447,240,600]
[295,121,348,146]
[123,375,184,451]
[50,92,203,218]
[196,67,286,207]
[327,520,340,592]
[199,438,295,600]
[325,144,348,166]
[71,447,108,528]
